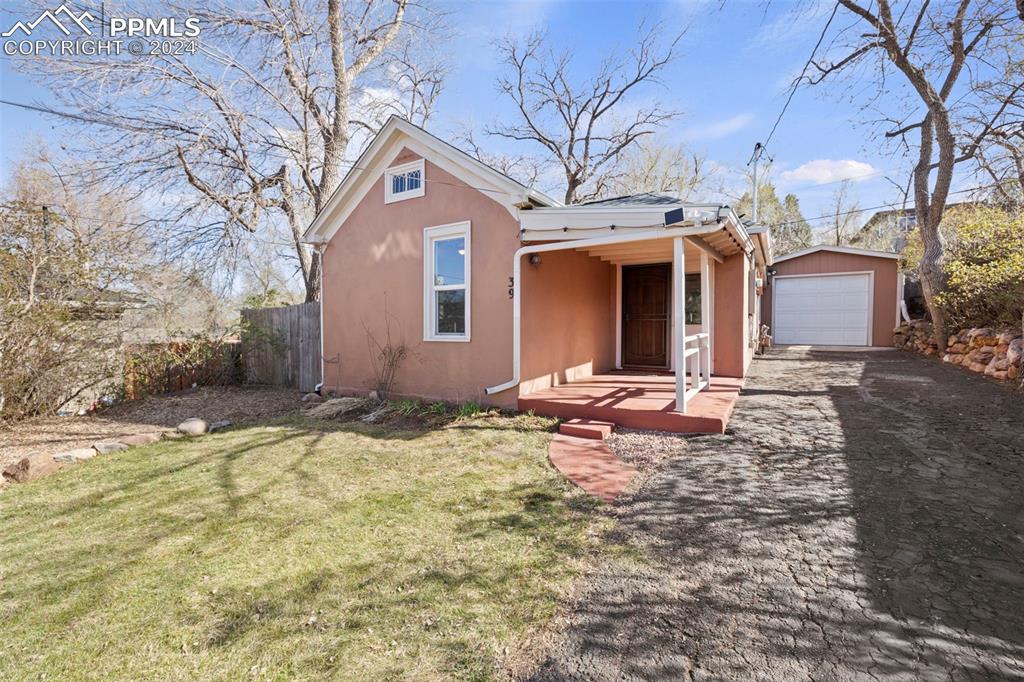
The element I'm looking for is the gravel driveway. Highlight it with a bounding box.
[534,348,1024,680]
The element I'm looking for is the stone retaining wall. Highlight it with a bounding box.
[894,320,1023,381]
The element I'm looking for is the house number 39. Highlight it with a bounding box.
[508,276,514,299]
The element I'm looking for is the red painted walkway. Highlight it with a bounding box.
[520,373,744,434]
[548,433,636,503]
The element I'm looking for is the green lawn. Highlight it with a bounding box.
[0,412,608,680]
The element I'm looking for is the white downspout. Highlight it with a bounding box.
[484,225,705,396]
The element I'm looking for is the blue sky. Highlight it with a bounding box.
[0,0,938,233]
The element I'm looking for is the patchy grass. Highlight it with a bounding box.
[0,412,609,680]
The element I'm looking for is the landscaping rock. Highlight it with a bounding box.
[208,420,232,432]
[1008,338,1023,367]
[93,441,129,455]
[177,418,208,436]
[301,392,323,403]
[306,397,371,420]
[898,320,1024,383]
[368,390,381,401]
[162,429,185,440]
[52,447,98,464]
[3,452,62,483]
[122,433,162,446]
[360,405,389,423]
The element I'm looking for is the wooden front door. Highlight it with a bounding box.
[622,263,670,368]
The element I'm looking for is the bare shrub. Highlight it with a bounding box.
[123,338,241,400]
[364,304,411,401]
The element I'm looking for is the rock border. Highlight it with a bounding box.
[1,417,233,486]
[894,320,1023,381]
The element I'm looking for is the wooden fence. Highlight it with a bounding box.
[240,303,321,392]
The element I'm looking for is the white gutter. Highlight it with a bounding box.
[484,223,713,396]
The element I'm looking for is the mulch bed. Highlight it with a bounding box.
[1,386,304,470]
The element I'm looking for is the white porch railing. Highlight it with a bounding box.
[677,332,710,413]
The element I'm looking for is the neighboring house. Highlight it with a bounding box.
[303,117,772,431]
[762,245,902,347]
[852,201,978,252]
[852,207,917,252]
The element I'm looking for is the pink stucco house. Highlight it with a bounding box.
[303,117,773,433]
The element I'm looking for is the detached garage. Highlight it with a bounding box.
[762,245,901,347]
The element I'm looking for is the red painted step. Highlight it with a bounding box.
[558,418,615,440]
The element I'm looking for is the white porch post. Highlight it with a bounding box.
[673,237,686,413]
[700,251,711,385]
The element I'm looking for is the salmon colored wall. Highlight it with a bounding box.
[713,252,753,377]
[321,148,616,408]
[519,250,616,395]
[762,252,899,346]
[321,149,520,407]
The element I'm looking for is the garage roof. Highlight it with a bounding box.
[774,244,900,263]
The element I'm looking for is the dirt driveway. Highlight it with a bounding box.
[534,349,1024,680]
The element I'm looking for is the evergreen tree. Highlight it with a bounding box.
[734,183,812,256]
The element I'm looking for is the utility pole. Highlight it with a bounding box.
[747,142,770,224]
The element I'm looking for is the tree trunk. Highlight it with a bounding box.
[305,250,322,303]
[911,113,950,351]
[918,228,947,348]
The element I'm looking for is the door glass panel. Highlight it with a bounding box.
[685,273,701,324]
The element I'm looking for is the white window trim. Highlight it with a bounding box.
[423,221,471,342]
[384,159,425,204]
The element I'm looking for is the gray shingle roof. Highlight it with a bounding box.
[580,193,681,206]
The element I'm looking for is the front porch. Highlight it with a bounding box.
[518,372,744,434]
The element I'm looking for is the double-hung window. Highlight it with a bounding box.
[385,159,425,203]
[423,221,470,341]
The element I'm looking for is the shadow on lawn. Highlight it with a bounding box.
[0,414,594,678]
[531,349,1024,680]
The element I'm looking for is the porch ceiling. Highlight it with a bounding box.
[577,237,723,267]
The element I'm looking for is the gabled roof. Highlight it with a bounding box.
[773,244,900,263]
[303,116,561,243]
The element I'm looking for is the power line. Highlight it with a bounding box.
[770,183,996,228]
[763,2,840,151]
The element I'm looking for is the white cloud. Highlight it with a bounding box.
[779,159,878,186]
[682,113,754,142]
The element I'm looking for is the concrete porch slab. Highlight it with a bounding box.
[520,374,744,434]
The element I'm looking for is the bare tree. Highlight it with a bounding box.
[808,0,1020,347]
[971,49,1024,208]
[1,154,148,421]
[822,180,861,246]
[14,0,448,302]
[489,24,684,204]
[609,138,710,201]
[455,127,548,189]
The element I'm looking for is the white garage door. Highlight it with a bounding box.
[774,273,871,345]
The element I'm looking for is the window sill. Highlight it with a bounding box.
[423,335,471,343]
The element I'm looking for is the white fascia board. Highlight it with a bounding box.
[774,244,901,263]
[520,206,685,234]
